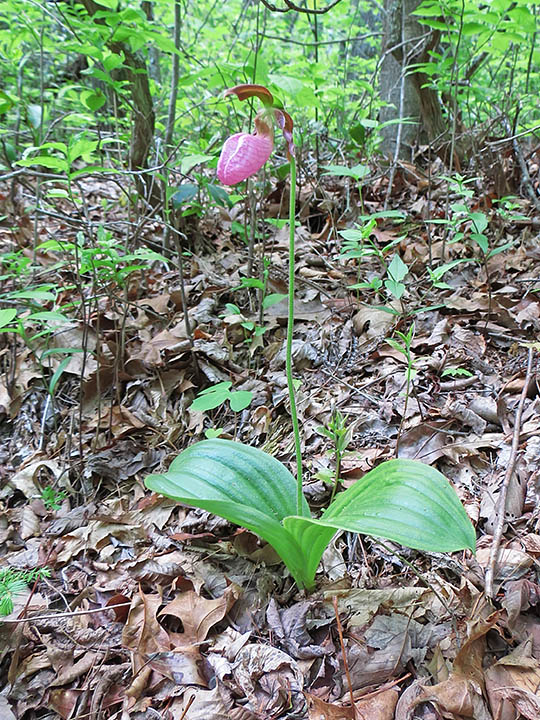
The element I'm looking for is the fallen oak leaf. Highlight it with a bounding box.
[159,584,241,647]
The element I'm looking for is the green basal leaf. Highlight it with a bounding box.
[144,440,312,587]
[285,458,476,588]
[145,443,475,592]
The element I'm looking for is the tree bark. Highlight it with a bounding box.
[79,0,156,194]
[379,0,447,160]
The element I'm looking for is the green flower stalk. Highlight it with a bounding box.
[216,84,303,512]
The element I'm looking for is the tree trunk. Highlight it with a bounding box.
[379,0,447,160]
[79,0,156,199]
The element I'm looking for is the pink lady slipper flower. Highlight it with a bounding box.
[217,84,294,186]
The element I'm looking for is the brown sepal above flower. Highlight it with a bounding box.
[223,83,295,159]
[224,84,274,106]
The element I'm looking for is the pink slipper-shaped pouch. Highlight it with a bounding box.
[217,115,274,185]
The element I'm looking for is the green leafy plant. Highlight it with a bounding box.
[191,381,253,413]
[428,175,514,261]
[0,567,50,616]
[441,366,473,378]
[145,439,475,590]
[40,486,67,512]
[339,212,410,308]
[226,259,288,349]
[145,85,475,592]
[387,323,417,391]
[316,410,353,503]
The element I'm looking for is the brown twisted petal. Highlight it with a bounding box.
[224,84,274,106]
[274,109,295,158]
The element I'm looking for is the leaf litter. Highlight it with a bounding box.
[1,149,540,719]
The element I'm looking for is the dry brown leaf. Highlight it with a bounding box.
[49,652,98,687]
[476,547,532,581]
[354,688,399,720]
[0,696,17,720]
[232,643,304,717]
[10,458,63,498]
[160,585,241,647]
[491,686,540,720]
[20,505,40,539]
[56,517,147,563]
[148,647,208,686]
[406,616,497,719]
[48,689,78,719]
[352,306,396,338]
[502,579,540,628]
[485,639,540,720]
[170,682,234,720]
[396,419,451,462]
[331,587,428,628]
[266,598,329,659]
[305,693,355,720]
[0,380,12,413]
[122,589,170,666]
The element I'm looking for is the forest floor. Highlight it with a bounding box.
[1,146,540,720]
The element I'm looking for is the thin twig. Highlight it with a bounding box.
[260,0,343,14]
[500,114,540,213]
[1,602,132,625]
[485,348,534,598]
[178,694,195,720]
[332,596,357,718]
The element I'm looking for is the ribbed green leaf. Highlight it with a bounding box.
[145,444,475,592]
[144,439,313,586]
[284,459,476,587]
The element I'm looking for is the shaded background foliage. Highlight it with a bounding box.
[1,0,538,187]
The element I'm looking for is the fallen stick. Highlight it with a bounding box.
[485,348,534,598]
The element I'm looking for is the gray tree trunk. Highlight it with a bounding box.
[379,0,447,160]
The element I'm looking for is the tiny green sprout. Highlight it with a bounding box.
[441,367,473,378]
[317,410,353,503]
[0,567,51,616]
[41,486,67,511]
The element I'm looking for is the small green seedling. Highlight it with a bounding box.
[441,367,473,378]
[317,410,353,502]
[191,381,253,413]
[429,175,515,261]
[386,323,416,388]
[0,567,50,616]
[41,486,67,511]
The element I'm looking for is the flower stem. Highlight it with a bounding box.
[286,156,303,515]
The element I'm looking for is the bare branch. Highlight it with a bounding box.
[259,0,344,14]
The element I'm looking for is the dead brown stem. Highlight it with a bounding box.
[485,348,534,598]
